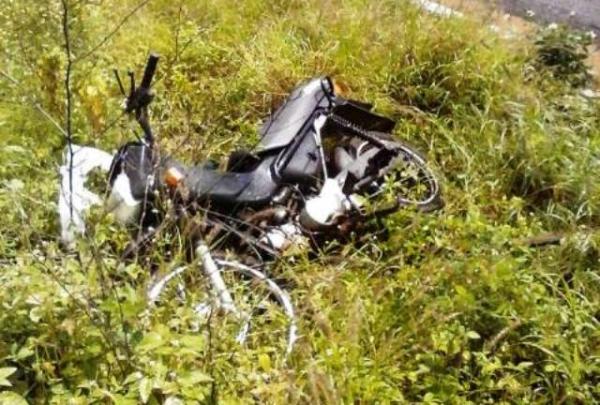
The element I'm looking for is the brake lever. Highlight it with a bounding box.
[127,70,135,99]
[124,71,137,113]
[113,69,126,97]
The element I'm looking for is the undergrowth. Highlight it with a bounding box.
[0,0,599,403]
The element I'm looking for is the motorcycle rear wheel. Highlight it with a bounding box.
[356,132,443,212]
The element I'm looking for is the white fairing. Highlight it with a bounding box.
[260,222,306,251]
[59,145,113,246]
[300,178,349,229]
[106,172,141,224]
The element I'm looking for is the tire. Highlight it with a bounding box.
[146,259,297,357]
[356,132,443,213]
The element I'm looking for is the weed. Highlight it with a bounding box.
[0,0,598,403]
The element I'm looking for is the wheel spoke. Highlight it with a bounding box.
[147,259,296,356]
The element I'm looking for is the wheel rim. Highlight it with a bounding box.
[147,260,297,357]
[391,145,440,207]
[364,143,440,209]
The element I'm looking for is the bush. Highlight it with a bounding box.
[534,24,593,87]
[0,0,599,402]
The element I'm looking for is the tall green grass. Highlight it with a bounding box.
[0,0,598,402]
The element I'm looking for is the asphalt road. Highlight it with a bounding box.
[500,0,600,34]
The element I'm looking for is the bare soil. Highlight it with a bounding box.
[433,0,600,86]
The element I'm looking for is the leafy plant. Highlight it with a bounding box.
[534,24,593,87]
[0,0,599,403]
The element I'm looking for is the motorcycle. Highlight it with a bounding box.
[58,54,441,355]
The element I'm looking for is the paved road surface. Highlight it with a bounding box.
[500,0,600,34]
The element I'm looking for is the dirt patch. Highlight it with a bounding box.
[432,0,600,86]
[589,51,600,86]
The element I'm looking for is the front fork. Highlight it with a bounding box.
[195,242,251,344]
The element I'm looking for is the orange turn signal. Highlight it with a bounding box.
[165,167,184,188]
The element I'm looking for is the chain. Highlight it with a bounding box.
[328,113,392,150]
[328,113,373,139]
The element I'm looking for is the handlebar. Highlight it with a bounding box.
[140,53,159,90]
[117,53,160,144]
[120,53,159,113]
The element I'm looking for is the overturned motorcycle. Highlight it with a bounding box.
[59,54,442,355]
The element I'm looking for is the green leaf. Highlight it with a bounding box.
[516,361,534,370]
[124,371,143,385]
[466,331,481,340]
[139,377,152,403]
[112,394,139,405]
[15,346,34,360]
[138,332,164,352]
[178,370,212,387]
[29,307,42,323]
[0,391,28,405]
[0,367,17,380]
[0,367,16,386]
[258,353,271,371]
[180,334,205,350]
[164,397,184,405]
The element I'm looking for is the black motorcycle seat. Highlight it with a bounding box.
[257,77,332,152]
[183,154,279,206]
[226,149,261,172]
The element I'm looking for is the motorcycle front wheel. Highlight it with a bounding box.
[146,258,297,359]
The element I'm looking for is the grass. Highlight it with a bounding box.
[0,0,599,403]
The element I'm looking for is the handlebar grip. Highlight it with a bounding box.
[140,53,159,90]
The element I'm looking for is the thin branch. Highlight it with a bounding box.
[0,70,68,137]
[519,232,564,247]
[62,0,74,142]
[485,318,524,353]
[33,254,129,377]
[207,300,218,403]
[64,0,135,367]
[62,0,75,220]
[75,0,152,63]
[174,1,184,62]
